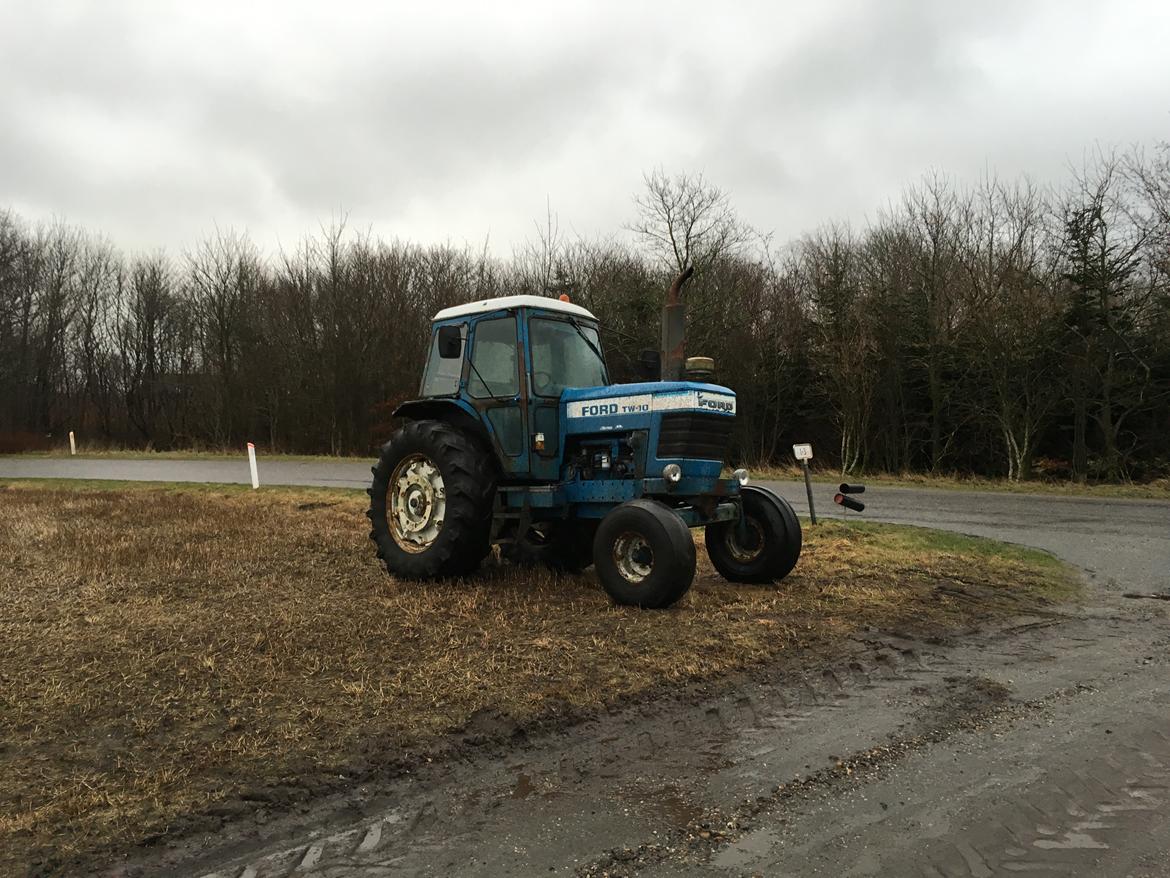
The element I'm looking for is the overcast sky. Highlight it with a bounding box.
[2,0,1168,257]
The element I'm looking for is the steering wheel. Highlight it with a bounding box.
[532,371,555,393]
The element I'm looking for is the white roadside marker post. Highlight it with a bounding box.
[69,431,77,456]
[247,442,259,489]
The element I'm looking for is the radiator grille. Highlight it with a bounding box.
[656,412,734,461]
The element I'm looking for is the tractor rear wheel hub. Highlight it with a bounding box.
[388,454,446,552]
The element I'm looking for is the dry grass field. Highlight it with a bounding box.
[0,482,1077,875]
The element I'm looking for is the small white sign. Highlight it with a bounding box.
[793,443,814,461]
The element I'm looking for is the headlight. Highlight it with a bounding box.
[733,468,750,486]
[662,463,682,484]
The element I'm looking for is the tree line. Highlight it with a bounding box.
[1,146,1167,481]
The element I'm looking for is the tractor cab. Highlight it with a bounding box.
[404,294,608,482]
[400,293,740,500]
[371,270,803,609]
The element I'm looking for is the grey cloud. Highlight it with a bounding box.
[1,1,1167,253]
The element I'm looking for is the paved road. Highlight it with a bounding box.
[5,456,1170,876]
[0,455,371,490]
[3,455,1166,592]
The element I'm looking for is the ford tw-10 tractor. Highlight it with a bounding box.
[366,268,802,608]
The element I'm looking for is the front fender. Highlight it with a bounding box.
[392,397,480,423]
[391,398,496,461]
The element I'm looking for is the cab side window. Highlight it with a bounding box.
[468,316,519,398]
[420,322,465,396]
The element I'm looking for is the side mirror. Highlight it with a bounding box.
[637,348,661,380]
[437,325,462,359]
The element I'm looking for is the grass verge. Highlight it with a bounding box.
[0,482,1078,875]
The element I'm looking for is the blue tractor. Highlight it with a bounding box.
[367,268,802,608]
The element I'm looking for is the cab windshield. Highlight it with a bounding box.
[530,317,607,397]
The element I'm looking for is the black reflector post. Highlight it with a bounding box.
[834,483,866,516]
[834,493,865,512]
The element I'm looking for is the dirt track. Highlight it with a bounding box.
[154,581,1170,878]
[3,458,1169,876]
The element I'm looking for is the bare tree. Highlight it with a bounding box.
[515,198,566,295]
[800,224,875,475]
[628,169,752,273]
[957,176,1061,480]
[1058,153,1157,480]
[72,238,120,436]
[185,228,262,443]
[901,174,967,473]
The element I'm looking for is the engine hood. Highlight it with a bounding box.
[560,381,735,431]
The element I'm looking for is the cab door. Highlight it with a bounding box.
[525,312,568,482]
[466,314,529,476]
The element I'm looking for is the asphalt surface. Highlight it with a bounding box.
[4,456,1170,877]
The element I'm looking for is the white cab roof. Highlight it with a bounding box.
[433,295,597,322]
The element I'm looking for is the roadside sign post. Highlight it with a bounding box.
[68,431,76,456]
[793,443,816,525]
[247,442,259,489]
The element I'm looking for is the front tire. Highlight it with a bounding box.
[366,420,495,579]
[705,485,802,583]
[593,500,696,608]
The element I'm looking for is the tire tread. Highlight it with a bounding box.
[367,420,496,579]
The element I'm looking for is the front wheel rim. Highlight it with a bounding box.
[613,531,654,583]
[725,516,765,563]
[388,454,446,552]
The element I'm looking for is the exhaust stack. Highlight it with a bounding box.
[660,266,694,381]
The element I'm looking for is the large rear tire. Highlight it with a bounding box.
[366,420,495,579]
[501,520,597,572]
[705,485,801,583]
[593,500,696,608]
